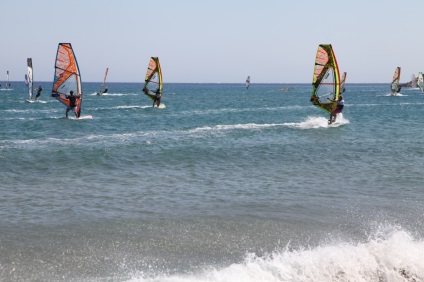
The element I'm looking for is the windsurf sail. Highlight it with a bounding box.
[51,43,83,118]
[411,74,418,88]
[27,58,33,99]
[245,76,250,89]
[390,67,401,95]
[340,72,347,93]
[97,67,109,95]
[142,57,163,102]
[310,44,340,114]
[6,71,10,89]
[418,72,424,93]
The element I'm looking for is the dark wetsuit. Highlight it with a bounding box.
[35,87,42,99]
[66,94,78,117]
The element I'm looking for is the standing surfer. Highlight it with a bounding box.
[328,95,344,124]
[34,86,42,101]
[65,91,81,118]
[143,87,162,107]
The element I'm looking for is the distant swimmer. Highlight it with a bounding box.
[34,85,43,101]
[102,87,108,94]
[65,90,81,118]
[328,95,344,124]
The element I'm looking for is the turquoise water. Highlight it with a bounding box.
[1,83,424,281]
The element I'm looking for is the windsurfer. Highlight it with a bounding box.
[34,86,42,101]
[143,87,162,107]
[65,90,81,118]
[328,95,344,124]
[153,89,162,107]
[103,87,108,94]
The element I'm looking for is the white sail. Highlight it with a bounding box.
[411,74,417,88]
[418,72,424,93]
[6,71,10,89]
[27,58,33,99]
[245,76,250,89]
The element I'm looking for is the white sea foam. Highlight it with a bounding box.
[190,123,284,133]
[284,114,349,129]
[129,228,424,282]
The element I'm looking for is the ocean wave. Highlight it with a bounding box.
[129,228,424,282]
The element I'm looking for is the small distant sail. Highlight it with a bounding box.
[390,67,401,95]
[97,67,109,95]
[411,74,418,88]
[6,70,10,89]
[310,44,341,114]
[340,72,347,93]
[51,43,83,118]
[27,58,33,99]
[142,57,163,102]
[418,72,424,93]
[245,76,250,90]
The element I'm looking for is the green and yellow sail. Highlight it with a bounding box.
[310,44,340,114]
[142,57,163,101]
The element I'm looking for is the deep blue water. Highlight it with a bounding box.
[1,82,424,281]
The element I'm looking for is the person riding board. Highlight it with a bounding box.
[143,87,162,107]
[328,95,344,124]
[102,87,108,94]
[65,90,81,118]
[34,85,42,101]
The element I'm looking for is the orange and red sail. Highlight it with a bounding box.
[51,43,83,117]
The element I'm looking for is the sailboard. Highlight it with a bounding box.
[142,57,163,107]
[418,72,424,93]
[340,72,347,93]
[27,58,33,100]
[51,43,83,118]
[245,76,250,90]
[310,44,341,115]
[97,67,109,95]
[390,67,401,95]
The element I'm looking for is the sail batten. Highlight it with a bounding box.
[310,44,340,114]
[51,43,83,118]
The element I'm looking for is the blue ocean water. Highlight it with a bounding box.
[1,82,424,281]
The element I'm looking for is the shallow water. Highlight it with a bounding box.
[1,83,424,281]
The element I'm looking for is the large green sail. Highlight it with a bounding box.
[142,57,163,101]
[310,44,340,114]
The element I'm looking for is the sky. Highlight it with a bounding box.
[0,0,422,83]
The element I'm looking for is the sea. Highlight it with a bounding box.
[1,82,424,281]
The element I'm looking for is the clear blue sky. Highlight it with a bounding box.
[1,0,422,83]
